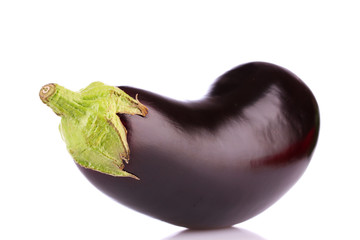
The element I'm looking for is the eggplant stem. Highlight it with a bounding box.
[40,81,148,178]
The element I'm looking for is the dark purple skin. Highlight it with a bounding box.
[78,62,320,229]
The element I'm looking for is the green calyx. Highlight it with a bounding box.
[39,82,148,179]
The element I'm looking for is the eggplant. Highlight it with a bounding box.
[40,62,319,229]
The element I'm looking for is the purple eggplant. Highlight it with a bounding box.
[40,62,319,229]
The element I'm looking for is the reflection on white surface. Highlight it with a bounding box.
[162,227,267,240]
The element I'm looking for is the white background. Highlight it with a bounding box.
[1,1,359,239]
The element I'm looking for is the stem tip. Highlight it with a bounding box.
[40,83,56,103]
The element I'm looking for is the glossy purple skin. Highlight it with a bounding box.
[78,62,320,229]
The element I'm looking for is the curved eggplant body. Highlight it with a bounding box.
[78,62,320,229]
